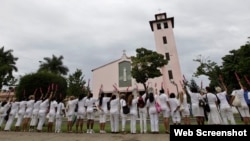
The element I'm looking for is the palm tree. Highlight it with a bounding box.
[38,54,69,75]
[0,46,18,89]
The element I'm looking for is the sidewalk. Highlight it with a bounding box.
[0,131,168,141]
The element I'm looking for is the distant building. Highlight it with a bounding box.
[91,12,182,97]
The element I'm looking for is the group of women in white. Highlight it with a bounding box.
[1,77,249,135]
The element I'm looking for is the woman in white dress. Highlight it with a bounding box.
[128,94,138,134]
[204,86,222,125]
[4,97,19,131]
[15,96,27,131]
[47,92,58,133]
[0,97,11,129]
[137,91,147,134]
[186,86,205,125]
[109,92,120,133]
[66,95,78,133]
[85,92,98,134]
[22,94,35,132]
[168,93,181,125]
[97,91,110,133]
[36,89,52,132]
[215,79,236,125]
[75,93,87,133]
[230,78,250,125]
[179,88,191,125]
[29,89,43,132]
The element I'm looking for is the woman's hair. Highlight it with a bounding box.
[127,94,133,106]
[78,93,84,101]
[190,87,198,93]
[159,89,165,94]
[170,93,176,98]
[111,94,116,100]
[87,93,93,99]
[149,92,155,103]
[99,92,104,106]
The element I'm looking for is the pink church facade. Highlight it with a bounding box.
[91,12,183,97]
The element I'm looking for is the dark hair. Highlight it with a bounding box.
[99,92,104,106]
[160,89,164,94]
[205,86,211,93]
[78,93,84,101]
[111,95,116,100]
[87,93,93,99]
[170,93,176,98]
[190,87,198,93]
[149,93,155,103]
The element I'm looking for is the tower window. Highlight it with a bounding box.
[164,22,168,28]
[157,23,161,30]
[168,70,173,80]
[165,53,170,60]
[163,36,167,44]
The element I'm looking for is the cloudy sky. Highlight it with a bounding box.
[1,0,249,87]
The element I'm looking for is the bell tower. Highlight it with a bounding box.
[149,12,183,93]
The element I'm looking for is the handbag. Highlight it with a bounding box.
[199,99,205,107]
[232,94,241,107]
[155,101,162,113]
[204,94,210,112]
[122,105,130,114]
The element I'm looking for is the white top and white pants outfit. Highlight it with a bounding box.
[217,91,235,124]
[129,98,138,134]
[37,99,50,131]
[55,102,65,133]
[138,93,147,133]
[4,101,19,131]
[110,98,120,133]
[15,100,27,127]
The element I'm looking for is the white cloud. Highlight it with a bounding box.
[1,0,249,89]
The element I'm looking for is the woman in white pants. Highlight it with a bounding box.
[75,94,87,133]
[22,94,35,132]
[215,86,235,125]
[97,92,110,133]
[137,92,147,134]
[55,96,66,133]
[37,91,52,132]
[66,96,78,133]
[4,97,19,131]
[120,94,128,133]
[146,91,160,133]
[29,92,43,132]
[0,97,11,129]
[158,89,171,133]
[85,93,98,134]
[47,95,57,133]
[15,97,27,131]
[109,92,120,133]
[128,94,138,134]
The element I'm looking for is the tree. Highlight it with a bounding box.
[131,47,168,92]
[38,54,69,75]
[16,72,67,101]
[193,55,222,89]
[0,46,18,89]
[67,69,87,97]
[193,40,250,93]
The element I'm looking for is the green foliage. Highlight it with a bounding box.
[38,54,69,75]
[16,72,67,101]
[0,46,18,89]
[193,40,250,93]
[67,69,87,97]
[131,47,168,91]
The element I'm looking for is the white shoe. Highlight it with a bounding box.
[87,129,90,134]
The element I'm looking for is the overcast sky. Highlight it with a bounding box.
[1,0,249,88]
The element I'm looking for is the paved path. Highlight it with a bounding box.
[0,132,168,141]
